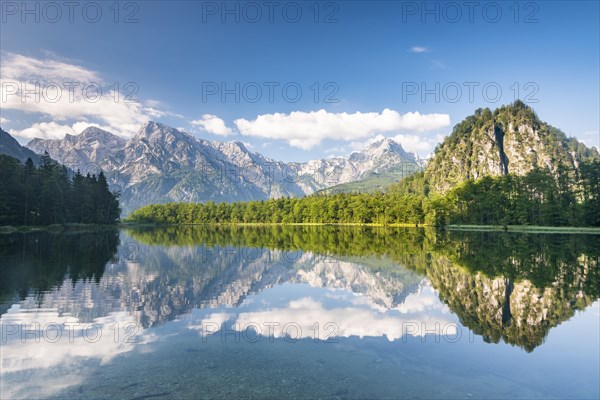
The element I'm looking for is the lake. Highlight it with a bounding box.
[1,226,598,399]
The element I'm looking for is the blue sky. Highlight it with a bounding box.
[1,0,598,161]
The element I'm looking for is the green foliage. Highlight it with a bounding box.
[0,153,120,226]
[444,162,600,226]
[318,173,403,194]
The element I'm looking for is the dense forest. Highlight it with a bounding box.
[0,153,120,226]
[126,160,600,227]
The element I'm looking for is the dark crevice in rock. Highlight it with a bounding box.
[501,277,514,328]
[494,123,510,175]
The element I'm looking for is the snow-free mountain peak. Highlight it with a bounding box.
[360,137,415,162]
[134,121,191,141]
[26,126,125,171]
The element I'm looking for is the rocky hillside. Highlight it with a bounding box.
[0,128,40,164]
[294,138,423,192]
[425,101,600,192]
[27,126,126,172]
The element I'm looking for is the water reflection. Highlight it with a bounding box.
[0,226,598,399]
[0,230,120,315]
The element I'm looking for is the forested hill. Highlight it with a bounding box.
[425,101,599,193]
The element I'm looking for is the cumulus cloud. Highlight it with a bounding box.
[9,121,113,141]
[191,114,234,136]
[0,116,9,124]
[1,53,171,139]
[234,109,450,150]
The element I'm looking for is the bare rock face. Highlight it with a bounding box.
[27,126,126,172]
[24,121,418,214]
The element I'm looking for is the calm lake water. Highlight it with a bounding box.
[1,226,599,399]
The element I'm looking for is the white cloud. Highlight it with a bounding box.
[0,117,9,124]
[10,122,78,140]
[234,109,450,150]
[390,133,439,155]
[0,52,100,82]
[191,114,234,136]
[144,99,163,108]
[9,121,115,141]
[410,46,429,53]
[0,53,168,139]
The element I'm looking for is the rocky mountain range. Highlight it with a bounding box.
[17,122,421,214]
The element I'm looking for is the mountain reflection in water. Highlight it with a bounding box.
[1,226,598,399]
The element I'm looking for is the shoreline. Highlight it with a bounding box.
[0,223,120,234]
[121,222,600,234]
[3,222,599,234]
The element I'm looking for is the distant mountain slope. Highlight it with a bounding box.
[0,128,40,164]
[318,167,423,195]
[108,122,308,213]
[425,101,600,192]
[292,138,423,190]
[24,122,421,214]
[27,126,126,172]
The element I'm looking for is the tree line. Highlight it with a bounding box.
[424,161,600,226]
[126,160,600,227]
[0,153,121,226]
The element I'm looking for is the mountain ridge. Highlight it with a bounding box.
[15,122,419,214]
[0,128,40,165]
